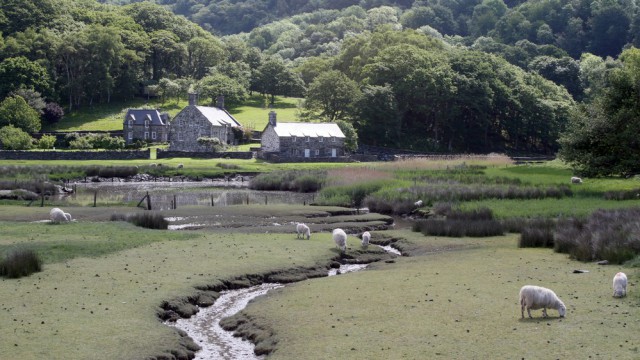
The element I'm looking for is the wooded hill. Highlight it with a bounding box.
[2,0,640,174]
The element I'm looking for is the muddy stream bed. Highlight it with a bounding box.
[166,246,399,360]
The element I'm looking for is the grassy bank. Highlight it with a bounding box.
[236,230,639,359]
[43,95,302,133]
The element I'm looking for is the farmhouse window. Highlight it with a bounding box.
[292,136,296,142]
[315,149,319,156]
[145,120,149,128]
[305,136,310,142]
[331,136,336,142]
[178,133,183,141]
[152,132,156,140]
[144,132,149,139]
[128,132,132,140]
[128,120,133,128]
[319,136,323,142]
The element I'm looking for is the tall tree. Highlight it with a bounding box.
[559,47,640,176]
[304,70,361,122]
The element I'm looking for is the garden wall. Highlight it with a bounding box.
[0,149,150,160]
[156,150,253,159]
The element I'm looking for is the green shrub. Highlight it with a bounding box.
[37,134,57,149]
[0,125,33,150]
[0,249,42,278]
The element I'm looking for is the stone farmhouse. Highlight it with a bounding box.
[169,94,242,152]
[123,109,170,145]
[260,111,346,160]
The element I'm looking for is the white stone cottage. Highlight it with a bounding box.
[260,111,346,159]
[123,109,170,145]
[169,94,242,152]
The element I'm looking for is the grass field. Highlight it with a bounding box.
[43,95,303,133]
[239,230,639,359]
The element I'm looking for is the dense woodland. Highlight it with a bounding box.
[1,0,640,175]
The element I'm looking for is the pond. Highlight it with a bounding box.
[62,181,316,210]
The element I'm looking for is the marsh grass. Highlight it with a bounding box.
[378,154,514,171]
[603,188,640,200]
[518,218,556,248]
[249,170,326,192]
[111,211,168,229]
[554,208,640,263]
[0,248,42,278]
[85,165,139,178]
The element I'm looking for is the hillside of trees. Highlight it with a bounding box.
[2,0,640,174]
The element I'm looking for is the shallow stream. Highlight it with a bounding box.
[167,250,397,359]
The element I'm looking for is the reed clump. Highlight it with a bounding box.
[0,248,42,278]
[110,212,168,230]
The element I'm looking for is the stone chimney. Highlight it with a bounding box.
[188,93,198,106]
[269,111,277,127]
[216,95,225,109]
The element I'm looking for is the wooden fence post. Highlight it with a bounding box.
[93,190,97,207]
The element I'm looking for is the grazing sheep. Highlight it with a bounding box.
[519,285,566,318]
[571,176,582,184]
[414,200,423,207]
[361,231,371,248]
[296,223,311,240]
[613,272,627,298]
[333,228,347,252]
[177,163,184,169]
[50,208,72,223]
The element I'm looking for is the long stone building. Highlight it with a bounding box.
[260,111,346,160]
[169,94,242,152]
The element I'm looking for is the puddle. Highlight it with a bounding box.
[378,245,402,256]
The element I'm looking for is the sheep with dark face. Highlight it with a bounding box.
[333,228,347,252]
[519,285,566,318]
[296,223,311,240]
[613,272,627,298]
[50,208,72,223]
[361,231,371,248]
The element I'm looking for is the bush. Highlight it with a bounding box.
[0,125,33,150]
[111,212,168,230]
[37,134,57,149]
[0,249,42,278]
[603,188,640,200]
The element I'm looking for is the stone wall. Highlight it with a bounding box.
[0,149,150,160]
[156,150,252,159]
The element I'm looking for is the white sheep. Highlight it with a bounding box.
[296,223,311,240]
[571,176,582,184]
[414,200,423,207]
[50,207,72,223]
[519,285,566,318]
[361,231,371,248]
[613,272,627,298]
[333,228,347,252]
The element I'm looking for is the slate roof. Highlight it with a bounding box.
[271,122,345,138]
[124,109,166,126]
[195,106,242,127]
